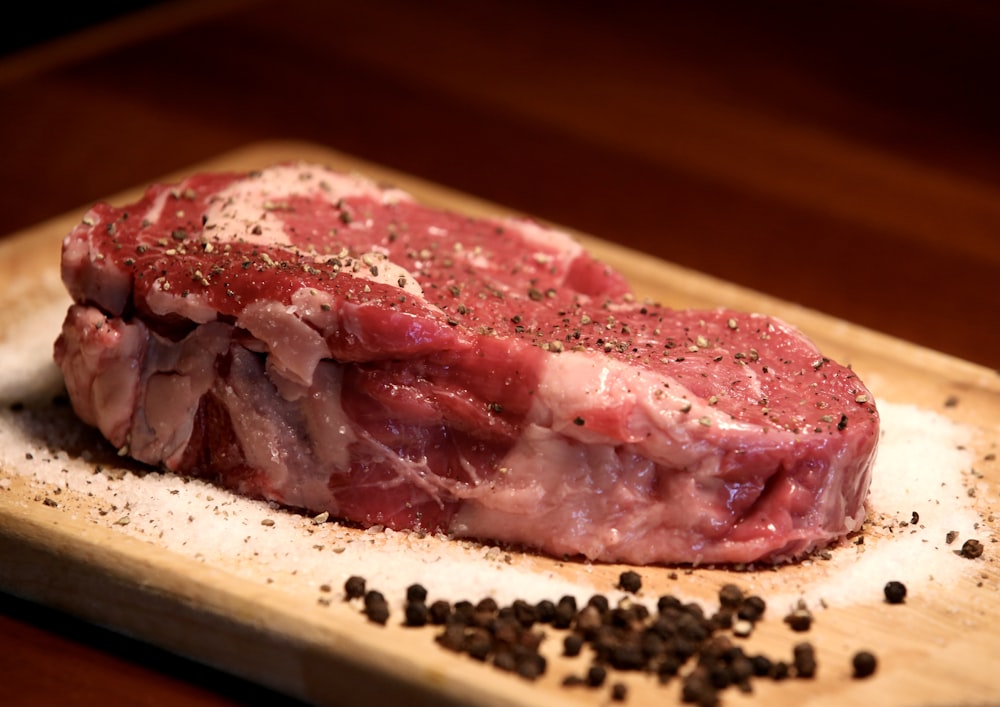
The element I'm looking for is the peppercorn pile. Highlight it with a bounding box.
[342,572,880,706]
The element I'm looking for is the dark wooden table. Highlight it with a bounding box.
[1,1,998,704]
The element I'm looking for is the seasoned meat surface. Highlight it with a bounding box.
[54,163,879,564]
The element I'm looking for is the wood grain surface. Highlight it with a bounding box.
[0,142,998,707]
[0,1,998,705]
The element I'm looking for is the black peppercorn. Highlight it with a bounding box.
[960,538,984,559]
[658,594,683,613]
[587,594,610,613]
[750,654,772,677]
[406,583,428,603]
[516,652,547,680]
[343,575,366,600]
[553,596,577,629]
[558,595,578,613]
[792,642,816,678]
[511,599,538,628]
[658,654,681,682]
[681,669,719,706]
[618,570,642,594]
[717,584,743,609]
[436,623,466,652]
[428,599,451,625]
[709,610,734,631]
[770,660,790,681]
[363,595,390,625]
[492,649,517,673]
[587,664,607,687]
[476,597,499,614]
[610,681,628,702]
[783,607,813,632]
[464,628,493,661]
[737,595,766,622]
[563,633,584,657]
[452,600,475,625]
[852,650,877,678]
[534,599,556,624]
[609,643,645,671]
[884,581,907,604]
[575,605,603,636]
[404,601,429,627]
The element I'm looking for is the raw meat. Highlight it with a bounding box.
[54,162,879,565]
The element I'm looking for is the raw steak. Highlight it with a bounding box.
[54,163,879,565]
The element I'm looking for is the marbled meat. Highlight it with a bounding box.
[54,163,879,564]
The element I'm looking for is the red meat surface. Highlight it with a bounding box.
[54,163,879,564]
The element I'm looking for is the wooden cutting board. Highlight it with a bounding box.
[1,141,997,707]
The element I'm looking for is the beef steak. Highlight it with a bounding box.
[54,162,879,564]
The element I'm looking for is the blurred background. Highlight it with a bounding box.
[2,0,999,354]
[1,1,166,55]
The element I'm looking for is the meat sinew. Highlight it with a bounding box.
[54,163,879,565]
